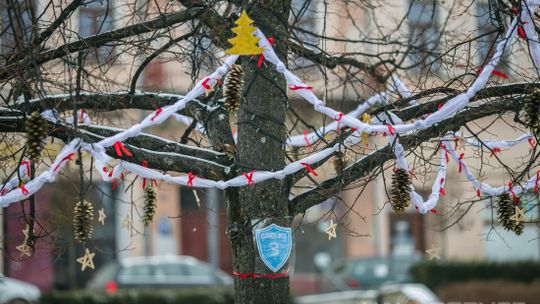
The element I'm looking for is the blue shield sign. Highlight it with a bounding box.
[255,224,292,272]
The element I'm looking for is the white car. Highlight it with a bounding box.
[0,275,40,304]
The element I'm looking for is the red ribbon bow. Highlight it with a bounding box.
[528,138,536,149]
[187,172,195,187]
[476,67,509,79]
[289,85,313,91]
[303,130,311,147]
[20,183,29,196]
[441,143,450,163]
[20,161,30,177]
[476,188,481,198]
[53,153,76,172]
[141,161,152,189]
[257,37,274,68]
[490,147,501,157]
[151,108,163,122]
[114,141,133,157]
[300,162,318,176]
[439,178,445,196]
[518,22,527,39]
[386,125,395,136]
[243,170,255,185]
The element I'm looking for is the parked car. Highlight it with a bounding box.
[295,283,439,304]
[0,275,41,304]
[87,255,233,293]
[332,255,422,289]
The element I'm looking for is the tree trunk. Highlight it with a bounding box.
[227,2,292,303]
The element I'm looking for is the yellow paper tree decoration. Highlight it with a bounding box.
[225,10,264,55]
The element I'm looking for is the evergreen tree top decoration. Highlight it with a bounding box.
[225,10,264,55]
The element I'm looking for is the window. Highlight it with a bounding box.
[407,0,440,74]
[0,0,34,58]
[290,0,318,68]
[79,0,113,62]
[476,1,507,70]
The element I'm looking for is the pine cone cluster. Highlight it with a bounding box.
[524,88,540,133]
[73,200,94,243]
[143,185,157,226]
[391,168,411,213]
[223,64,244,113]
[25,111,48,162]
[496,193,524,235]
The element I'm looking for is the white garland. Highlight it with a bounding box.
[1,1,539,213]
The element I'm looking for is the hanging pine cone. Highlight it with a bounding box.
[223,64,244,113]
[73,200,94,243]
[142,185,157,226]
[25,111,48,162]
[390,168,411,213]
[496,193,524,235]
[524,88,540,134]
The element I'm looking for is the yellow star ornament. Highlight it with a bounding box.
[225,11,264,55]
[77,248,95,271]
[325,220,337,240]
[16,242,32,258]
[509,206,525,223]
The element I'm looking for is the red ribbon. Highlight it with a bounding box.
[518,22,527,39]
[20,184,29,196]
[151,108,163,122]
[408,170,417,180]
[243,170,255,185]
[439,178,445,196]
[441,143,450,163]
[476,68,509,79]
[187,172,195,187]
[20,161,30,177]
[508,182,517,203]
[437,103,443,110]
[476,188,481,197]
[114,141,133,157]
[111,178,118,190]
[430,209,437,214]
[300,162,318,176]
[141,161,149,189]
[489,147,501,157]
[78,109,88,123]
[53,153,76,172]
[289,85,313,91]
[529,138,536,149]
[534,170,540,193]
[386,125,395,136]
[202,77,212,90]
[257,37,274,68]
[458,153,464,173]
[303,130,311,147]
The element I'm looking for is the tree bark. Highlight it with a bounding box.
[228,2,292,303]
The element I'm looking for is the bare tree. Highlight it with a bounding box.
[1,0,540,303]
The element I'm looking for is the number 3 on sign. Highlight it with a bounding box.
[268,242,279,256]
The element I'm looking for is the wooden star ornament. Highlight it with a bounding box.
[325,220,337,240]
[509,206,525,223]
[98,208,106,225]
[121,216,132,230]
[426,245,441,260]
[77,248,95,271]
[16,242,32,258]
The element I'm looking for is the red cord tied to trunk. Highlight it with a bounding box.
[301,162,318,176]
[490,147,502,157]
[233,269,289,280]
[508,181,518,203]
[458,153,465,173]
[150,108,163,122]
[476,67,509,79]
[20,183,29,196]
[243,170,255,186]
[289,85,313,91]
[256,37,274,68]
[53,153,76,172]
[114,141,133,157]
[187,172,196,187]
